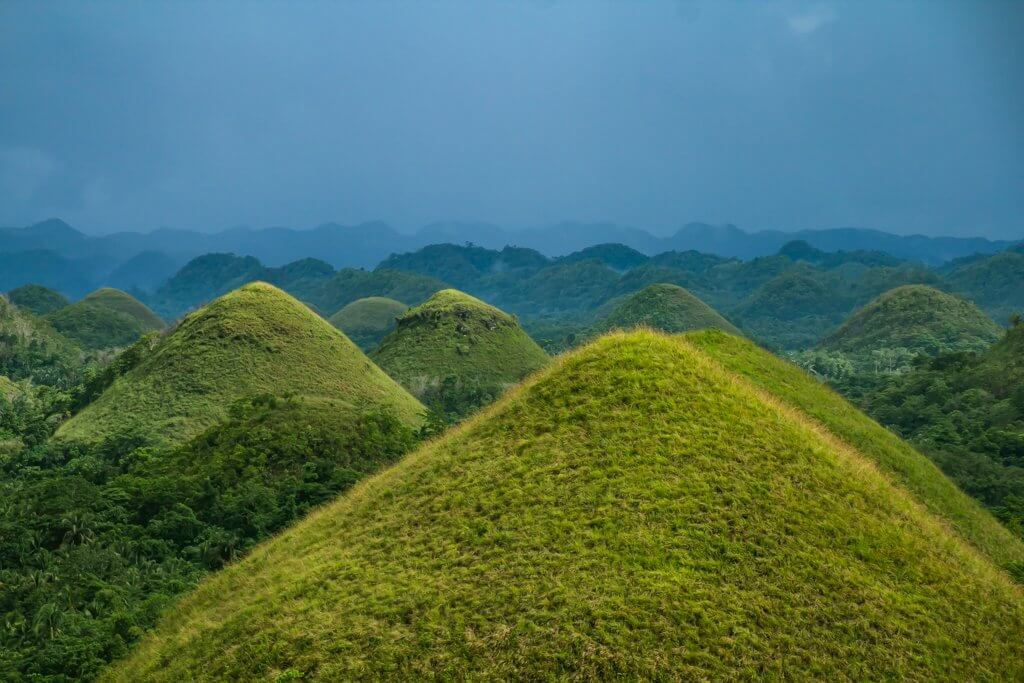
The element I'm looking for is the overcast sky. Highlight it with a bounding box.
[1,1,1021,238]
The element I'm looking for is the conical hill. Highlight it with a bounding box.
[107,330,1024,681]
[591,283,740,336]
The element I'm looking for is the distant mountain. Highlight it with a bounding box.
[106,251,184,292]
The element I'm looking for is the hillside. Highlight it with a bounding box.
[6,284,70,315]
[108,331,1024,681]
[0,296,82,386]
[589,283,739,336]
[371,289,549,416]
[327,296,408,351]
[822,285,1002,355]
[45,288,165,349]
[945,249,1024,325]
[57,282,423,447]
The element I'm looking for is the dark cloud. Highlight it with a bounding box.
[0,0,1021,238]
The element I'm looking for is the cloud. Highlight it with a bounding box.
[0,146,59,202]
[787,5,836,35]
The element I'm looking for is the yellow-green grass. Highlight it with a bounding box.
[822,284,1002,355]
[371,289,549,397]
[686,329,1024,571]
[327,296,408,351]
[46,288,165,349]
[107,331,1024,681]
[590,283,740,337]
[57,282,423,448]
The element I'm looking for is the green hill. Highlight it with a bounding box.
[45,288,165,349]
[945,250,1024,325]
[327,297,408,351]
[57,282,423,447]
[107,330,1024,681]
[371,289,549,417]
[6,284,69,315]
[589,283,740,337]
[822,285,1002,355]
[0,295,82,386]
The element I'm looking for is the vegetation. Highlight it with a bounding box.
[57,282,423,447]
[294,267,447,317]
[588,283,740,337]
[822,285,1002,356]
[944,249,1024,325]
[327,296,408,351]
[108,331,1024,681]
[0,395,418,681]
[0,295,84,388]
[7,284,70,315]
[372,289,549,419]
[46,289,165,350]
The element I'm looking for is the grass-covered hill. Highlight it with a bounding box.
[107,331,1024,681]
[589,283,740,337]
[371,289,549,417]
[57,282,423,447]
[822,284,1002,355]
[327,296,408,351]
[6,283,70,315]
[0,295,83,387]
[45,288,166,349]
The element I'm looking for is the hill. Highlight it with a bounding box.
[108,331,1024,681]
[327,297,408,351]
[45,288,165,349]
[944,249,1024,325]
[57,282,423,447]
[0,295,82,386]
[6,284,70,315]
[371,289,549,417]
[822,285,1002,355]
[589,283,739,336]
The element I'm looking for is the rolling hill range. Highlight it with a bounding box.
[56,282,423,447]
[371,289,549,416]
[327,296,408,351]
[46,288,166,349]
[821,285,1002,355]
[590,283,740,337]
[106,330,1024,681]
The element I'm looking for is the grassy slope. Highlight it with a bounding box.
[57,282,423,447]
[6,284,69,315]
[590,283,740,336]
[822,284,1002,354]
[686,329,1024,570]
[327,296,408,351]
[108,331,1023,681]
[371,289,549,395]
[46,288,166,350]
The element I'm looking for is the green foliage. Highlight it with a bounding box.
[7,284,70,315]
[108,332,1024,681]
[822,285,1002,355]
[327,296,407,351]
[588,283,740,338]
[944,250,1024,325]
[0,396,417,681]
[0,296,84,388]
[46,289,165,350]
[372,289,549,419]
[294,268,447,316]
[557,243,648,271]
[58,283,423,448]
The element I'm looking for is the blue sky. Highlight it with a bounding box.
[0,1,1021,238]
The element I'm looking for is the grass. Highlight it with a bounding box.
[589,283,740,337]
[106,330,1024,681]
[327,296,408,351]
[685,329,1024,571]
[45,288,165,349]
[371,289,549,397]
[821,284,1003,354]
[56,282,424,448]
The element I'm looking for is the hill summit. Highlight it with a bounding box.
[6,284,70,315]
[46,288,165,349]
[371,289,549,416]
[108,330,1024,680]
[822,284,1002,355]
[590,283,740,336]
[57,282,423,447]
[327,296,408,351]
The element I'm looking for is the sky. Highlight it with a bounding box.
[0,0,1021,238]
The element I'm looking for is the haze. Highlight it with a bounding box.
[1,0,1021,238]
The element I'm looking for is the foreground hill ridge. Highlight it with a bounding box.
[371,288,549,398]
[822,284,1002,355]
[57,281,423,447]
[107,330,1023,680]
